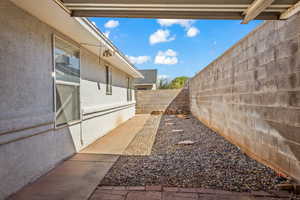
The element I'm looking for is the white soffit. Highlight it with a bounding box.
[9,0,143,78]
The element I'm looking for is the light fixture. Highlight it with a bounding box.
[102,49,113,57]
[80,43,115,64]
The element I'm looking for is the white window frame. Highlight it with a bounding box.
[53,35,82,128]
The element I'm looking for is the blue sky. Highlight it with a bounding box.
[90,18,262,79]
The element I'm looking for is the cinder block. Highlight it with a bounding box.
[189,13,300,182]
[287,91,300,107]
[284,14,300,40]
[277,72,300,90]
[275,38,299,60]
[289,159,300,181]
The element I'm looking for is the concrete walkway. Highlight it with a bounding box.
[81,114,151,155]
[9,154,119,200]
[8,115,159,200]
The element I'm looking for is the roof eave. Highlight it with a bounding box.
[10,0,143,78]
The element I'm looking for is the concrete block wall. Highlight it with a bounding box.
[135,88,190,114]
[189,13,300,181]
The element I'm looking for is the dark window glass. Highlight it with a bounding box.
[106,66,112,95]
[55,37,80,83]
[127,77,132,101]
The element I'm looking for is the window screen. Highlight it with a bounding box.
[54,37,80,126]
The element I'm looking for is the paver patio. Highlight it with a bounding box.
[89,186,293,200]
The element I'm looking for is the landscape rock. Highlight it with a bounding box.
[172,129,184,133]
[101,114,292,193]
[176,140,195,145]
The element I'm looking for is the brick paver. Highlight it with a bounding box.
[163,192,198,200]
[126,191,161,200]
[90,189,127,200]
[89,186,292,200]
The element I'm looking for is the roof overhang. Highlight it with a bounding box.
[10,0,143,78]
[60,0,300,23]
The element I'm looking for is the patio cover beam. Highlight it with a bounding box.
[242,0,275,24]
[60,0,299,21]
[280,0,300,19]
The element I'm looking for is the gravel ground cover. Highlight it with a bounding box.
[101,114,291,193]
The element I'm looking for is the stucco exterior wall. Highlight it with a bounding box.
[81,48,135,108]
[79,48,136,149]
[0,0,54,134]
[189,14,300,181]
[0,1,135,198]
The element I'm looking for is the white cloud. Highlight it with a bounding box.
[127,55,151,65]
[104,31,110,38]
[157,19,194,28]
[149,29,175,45]
[155,49,178,65]
[157,19,200,38]
[91,21,97,26]
[186,27,199,37]
[104,20,119,29]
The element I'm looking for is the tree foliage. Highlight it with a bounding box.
[158,76,189,89]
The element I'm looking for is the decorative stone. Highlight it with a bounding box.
[176,140,195,145]
[172,129,184,132]
[166,123,174,125]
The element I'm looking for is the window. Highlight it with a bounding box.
[127,77,133,102]
[54,37,80,126]
[106,66,112,95]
